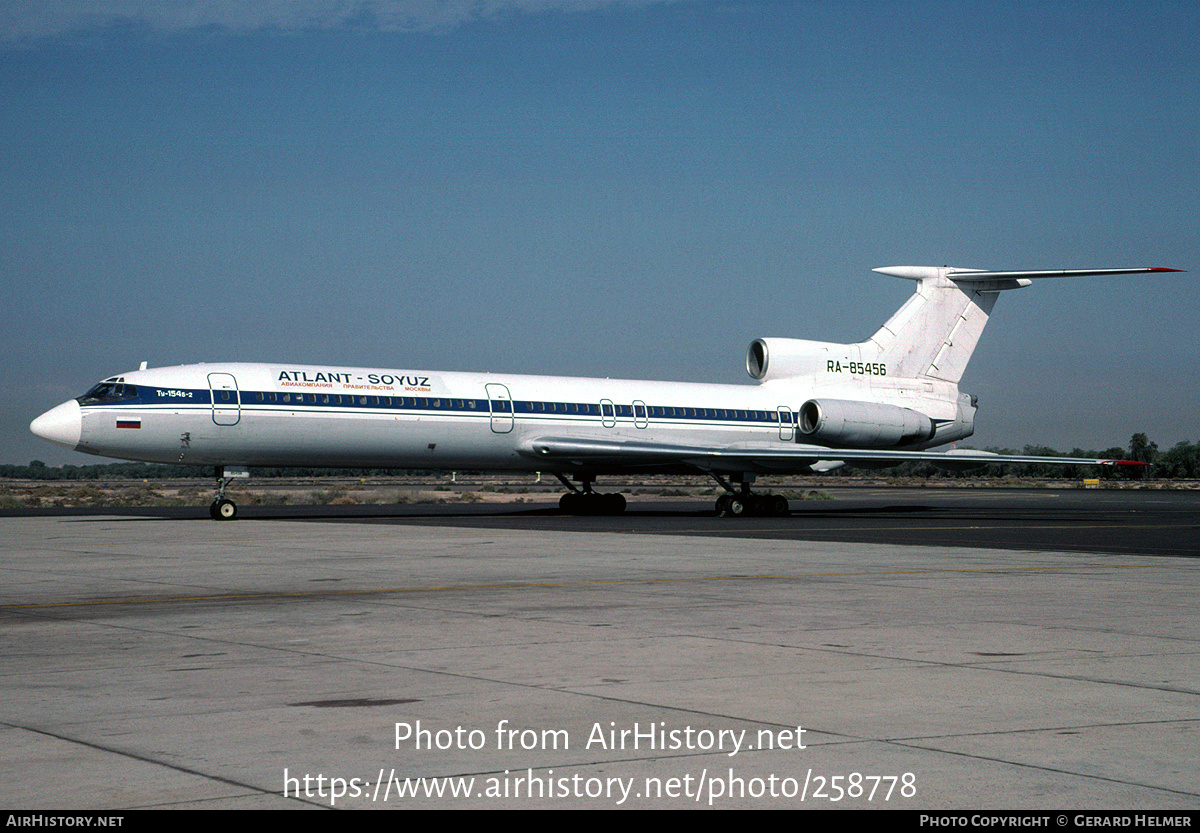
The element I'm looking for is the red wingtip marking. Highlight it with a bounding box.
[1148,267,1184,272]
[1102,459,1150,466]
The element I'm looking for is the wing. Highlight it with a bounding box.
[519,437,1142,475]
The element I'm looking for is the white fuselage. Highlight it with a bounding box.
[37,361,966,475]
[36,265,1171,503]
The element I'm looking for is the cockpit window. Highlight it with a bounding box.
[77,383,139,405]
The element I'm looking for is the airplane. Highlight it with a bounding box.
[30,265,1179,520]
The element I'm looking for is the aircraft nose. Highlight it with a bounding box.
[30,400,82,451]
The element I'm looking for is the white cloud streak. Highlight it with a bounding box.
[0,0,681,43]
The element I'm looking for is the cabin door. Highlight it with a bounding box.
[777,405,794,441]
[208,373,241,426]
[485,383,514,434]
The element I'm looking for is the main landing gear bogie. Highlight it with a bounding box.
[558,491,627,515]
[709,473,789,518]
[714,492,789,518]
[554,473,627,515]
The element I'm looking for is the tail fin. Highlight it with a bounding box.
[866,266,1180,383]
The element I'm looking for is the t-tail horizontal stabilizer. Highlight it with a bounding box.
[873,266,1183,282]
[865,265,1183,384]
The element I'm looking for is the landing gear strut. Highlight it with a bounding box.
[209,466,238,520]
[555,474,626,515]
[711,474,789,518]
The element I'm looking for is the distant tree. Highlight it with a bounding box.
[1126,433,1159,479]
[1128,433,1158,463]
[1159,440,1200,479]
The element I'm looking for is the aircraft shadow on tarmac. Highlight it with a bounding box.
[10,493,1196,556]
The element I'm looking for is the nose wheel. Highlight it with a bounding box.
[210,498,238,520]
[209,466,239,520]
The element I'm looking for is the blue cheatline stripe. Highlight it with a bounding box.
[86,387,802,427]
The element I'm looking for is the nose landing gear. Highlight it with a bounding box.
[209,466,238,520]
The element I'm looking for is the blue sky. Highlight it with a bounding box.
[3,0,1197,466]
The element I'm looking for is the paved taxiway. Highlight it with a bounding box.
[1,489,1198,809]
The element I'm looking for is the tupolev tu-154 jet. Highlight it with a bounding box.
[31,265,1180,519]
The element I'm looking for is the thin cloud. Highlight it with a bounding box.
[0,0,683,43]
